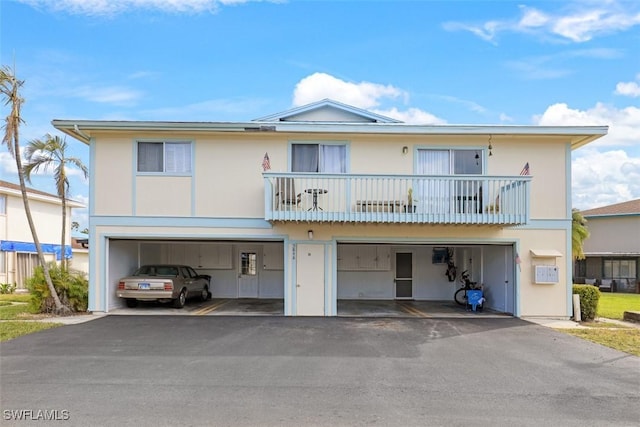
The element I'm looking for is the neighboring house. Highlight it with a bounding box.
[0,180,85,289]
[71,237,89,276]
[53,99,608,317]
[574,199,640,293]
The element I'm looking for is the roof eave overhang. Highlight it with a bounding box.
[1,186,85,208]
[52,120,609,145]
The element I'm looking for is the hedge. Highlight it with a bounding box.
[573,285,600,321]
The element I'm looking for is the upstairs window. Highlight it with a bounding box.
[291,143,347,173]
[0,194,5,214]
[137,141,192,174]
[417,149,483,175]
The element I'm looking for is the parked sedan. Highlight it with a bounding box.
[117,264,211,308]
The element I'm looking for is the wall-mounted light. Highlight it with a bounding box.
[402,146,408,155]
[308,230,313,240]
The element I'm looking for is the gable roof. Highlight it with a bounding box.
[253,99,402,123]
[580,199,640,217]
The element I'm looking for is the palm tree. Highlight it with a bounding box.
[572,208,590,260]
[1,65,67,313]
[24,134,88,270]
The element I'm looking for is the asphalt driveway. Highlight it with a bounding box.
[1,316,639,426]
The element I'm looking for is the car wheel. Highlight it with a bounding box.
[173,289,187,308]
[126,299,138,308]
[200,286,209,302]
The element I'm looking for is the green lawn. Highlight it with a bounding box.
[0,294,35,320]
[598,293,640,320]
[559,292,640,357]
[0,293,31,303]
[0,321,61,342]
[0,293,62,341]
[564,327,640,357]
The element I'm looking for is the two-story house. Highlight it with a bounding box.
[0,180,85,288]
[574,199,640,293]
[53,99,607,317]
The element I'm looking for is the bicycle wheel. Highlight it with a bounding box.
[454,288,467,306]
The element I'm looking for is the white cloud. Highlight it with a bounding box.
[293,73,407,109]
[532,100,640,207]
[0,151,19,176]
[553,8,640,42]
[292,73,445,124]
[374,108,446,125]
[534,102,640,147]
[518,7,549,28]
[444,1,640,43]
[572,148,640,209]
[615,81,640,97]
[18,0,254,16]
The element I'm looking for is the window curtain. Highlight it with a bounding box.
[138,142,163,172]
[320,145,346,173]
[165,143,191,173]
[292,144,319,172]
[417,149,450,175]
[416,149,450,213]
[16,252,38,289]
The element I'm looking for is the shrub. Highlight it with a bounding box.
[26,263,88,313]
[0,283,16,294]
[573,285,601,321]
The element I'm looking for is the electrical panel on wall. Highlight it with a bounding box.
[534,265,559,284]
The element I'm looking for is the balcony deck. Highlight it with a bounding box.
[264,173,530,225]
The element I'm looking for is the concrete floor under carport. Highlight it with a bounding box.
[337,300,510,318]
[110,298,510,317]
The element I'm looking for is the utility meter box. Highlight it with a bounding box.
[534,265,559,284]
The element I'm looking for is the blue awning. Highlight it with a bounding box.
[0,240,73,260]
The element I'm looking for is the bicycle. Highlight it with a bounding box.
[454,270,481,306]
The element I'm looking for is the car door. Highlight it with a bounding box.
[180,266,197,297]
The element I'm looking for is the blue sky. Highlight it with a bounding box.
[1,0,639,232]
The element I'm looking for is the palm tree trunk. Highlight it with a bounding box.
[12,124,67,313]
[61,196,67,271]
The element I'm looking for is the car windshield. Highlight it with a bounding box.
[134,266,178,276]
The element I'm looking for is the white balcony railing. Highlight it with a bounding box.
[264,173,530,225]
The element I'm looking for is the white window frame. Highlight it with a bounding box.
[0,194,6,214]
[416,148,484,176]
[136,140,192,175]
[290,141,349,173]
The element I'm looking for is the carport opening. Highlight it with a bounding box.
[107,239,285,315]
[336,243,515,317]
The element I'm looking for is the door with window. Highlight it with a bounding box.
[395,252,413,299]
[416,149,482,214]
[238,248,259,298]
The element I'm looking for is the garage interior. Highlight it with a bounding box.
[108,239,515,317]
[336,242,516,316]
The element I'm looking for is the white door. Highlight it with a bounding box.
[296,244,325,315]
[238,248,259,298]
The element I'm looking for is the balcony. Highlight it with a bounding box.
[264,173,531,225]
